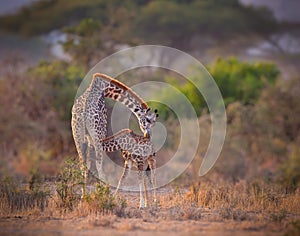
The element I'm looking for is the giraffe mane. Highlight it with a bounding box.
[93,73,149,110]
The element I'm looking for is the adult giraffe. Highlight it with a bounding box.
[71,73,158,208]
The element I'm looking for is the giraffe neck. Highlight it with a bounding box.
[93,73,148,121]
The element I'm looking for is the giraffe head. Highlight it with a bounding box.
[139,108,159,138]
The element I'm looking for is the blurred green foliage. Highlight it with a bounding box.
[0,0,278,50]
[155,57,279,118]
[209,58,279,105]
[0,0,140,36]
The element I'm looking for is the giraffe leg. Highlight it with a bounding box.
[143,166,150,208]
[148,158,157,206]
[79,141,88,198]
[72,128,88,198]
[80,149,86,197]
[78,135,97,198]
[114,160,131,196]
[85,135,94,173]
[84,133,104,181]
[95,143,104,181]
[71,96,88,198]
[138,163,147,209]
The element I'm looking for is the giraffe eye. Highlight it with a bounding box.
[146,118,151,123]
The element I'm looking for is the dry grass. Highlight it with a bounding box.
[0,177,49,216]
[161,180,300,222]
[0,176,299,235]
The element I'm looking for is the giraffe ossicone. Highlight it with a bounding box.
[71,73,158,208]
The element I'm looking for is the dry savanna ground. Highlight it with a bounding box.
[0,174,299,236]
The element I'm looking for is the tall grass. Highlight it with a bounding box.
[159,179,300,222]
[0,176,49,215]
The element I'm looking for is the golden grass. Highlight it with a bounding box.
[0,176,299,235]
[157,179,300,224]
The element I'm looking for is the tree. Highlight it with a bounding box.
[133,0,278,49]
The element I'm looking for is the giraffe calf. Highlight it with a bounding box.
[101,129,157,209]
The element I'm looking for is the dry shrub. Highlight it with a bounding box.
[54,158,127,216]
[55,158,83,211]
[80,183,127,216]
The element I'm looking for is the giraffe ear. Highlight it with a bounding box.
[146,107,151,113]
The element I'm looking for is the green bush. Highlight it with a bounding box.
[155,58,279,118]
[208,57,279,105]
